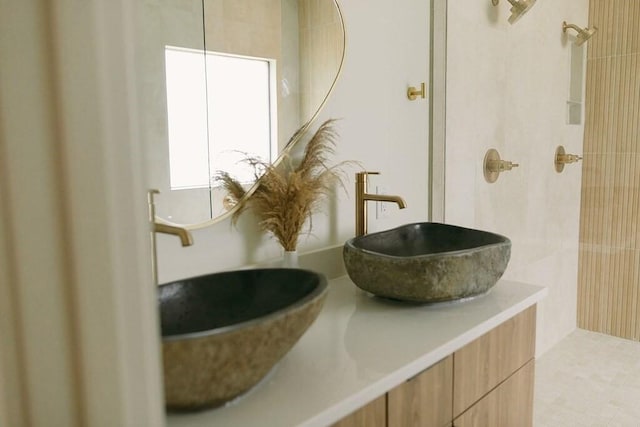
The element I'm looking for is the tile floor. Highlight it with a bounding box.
[534,329,640,427]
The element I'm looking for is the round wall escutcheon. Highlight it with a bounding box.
[483,148,501,183]
[555,145,566,173]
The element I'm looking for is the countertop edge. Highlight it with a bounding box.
[300,280,548,427]
[166,276,548,427]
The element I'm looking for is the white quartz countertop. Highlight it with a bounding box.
[167,276,547,427]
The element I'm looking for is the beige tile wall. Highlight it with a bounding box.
[578,0,640,340]
[298,0,344,124]
[445,0,588,356]
[204,0,282,60]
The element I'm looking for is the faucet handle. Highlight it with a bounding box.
[555,146,583,173]
[483,149,520,183]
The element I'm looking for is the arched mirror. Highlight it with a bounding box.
[137,0,345,229]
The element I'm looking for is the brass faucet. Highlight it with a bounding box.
[153,222,194,247]
[355,172,406,237]
[148,190,194,285]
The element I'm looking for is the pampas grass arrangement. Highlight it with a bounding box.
[216,119,350,252]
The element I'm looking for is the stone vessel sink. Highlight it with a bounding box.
[159,268,328,411]
[343,222,511,303]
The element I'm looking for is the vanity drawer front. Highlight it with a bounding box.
[388,355,453,427]
[453,359,535,427]
[453,306,536,417]
[331,394,386,427]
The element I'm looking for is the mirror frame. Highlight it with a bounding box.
[157,0,347,230]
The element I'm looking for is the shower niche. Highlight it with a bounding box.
[566,43,585,125]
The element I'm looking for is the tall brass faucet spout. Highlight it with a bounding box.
[360,194,407,209]
[148,189,194,285]
[153,222,194,247]
[355,172,407,237]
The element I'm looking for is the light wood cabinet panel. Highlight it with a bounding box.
[453,306,536,417]
[332,305,538,427]
[388,355,453,427]
[453,360,535,427]
[331,394,386,427]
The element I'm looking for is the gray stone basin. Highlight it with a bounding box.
[343,222,511,303]
[159,268,328,411]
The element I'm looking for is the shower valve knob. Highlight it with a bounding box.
[487,159,519,172]
[559,154,582,163]
[497,160,519,171]
[483,149,519,183]
[555,145,583,173]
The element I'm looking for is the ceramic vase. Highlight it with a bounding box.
[282,250,299,268]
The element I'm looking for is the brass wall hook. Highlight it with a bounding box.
[484,149,519,183]
[407,82,426,100]
[555,145,583,173]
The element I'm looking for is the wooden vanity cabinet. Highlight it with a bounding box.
[332,357,452,427]
[387,355,453,427]
[331,395,386,427]
[453,306,536,426]
[453,360,534,427]
[331,307,536,427]
[453,306,536,419]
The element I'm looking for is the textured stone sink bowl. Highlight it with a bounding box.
[343,222,511,303]
[159,268,328,411]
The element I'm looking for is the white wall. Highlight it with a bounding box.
[155,0,432,283]
[445,0,588,356]
[156,0,587,357]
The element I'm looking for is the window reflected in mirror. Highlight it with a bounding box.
[137,0,345,226]
[165,46,276,192]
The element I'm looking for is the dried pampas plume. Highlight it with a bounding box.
[216,119,351,251]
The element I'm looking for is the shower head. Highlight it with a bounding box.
[507,0,536,24]
[492,0,537,25]
[563,21,598,46]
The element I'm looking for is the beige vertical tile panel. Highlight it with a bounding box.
[617,0,640,55]
[611,55,640,153]
[632,251,640,339]
[588,0,618,59]
[578,0,640,340]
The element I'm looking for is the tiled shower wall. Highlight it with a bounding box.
[577,0,640,340]
[445,0,588,356]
